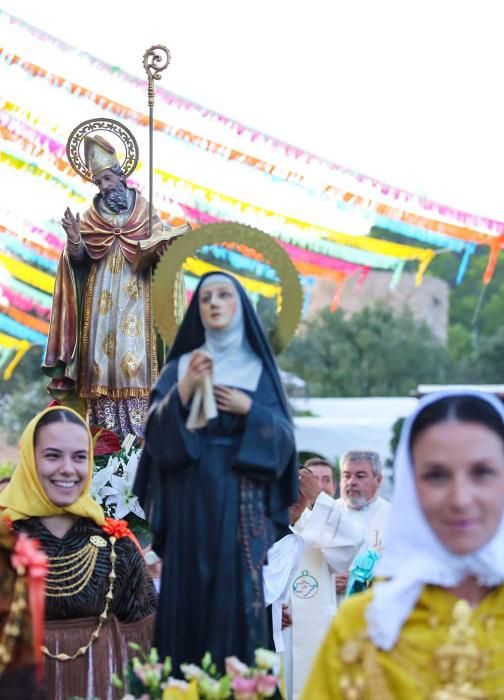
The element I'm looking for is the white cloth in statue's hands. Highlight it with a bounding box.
[186,353,218,430]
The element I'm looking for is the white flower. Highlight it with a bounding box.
[180,663,206,681]
[90,464,114,505]
[100,473,145,519]
[254,648,279,671]
[92,442,145,519]
[163,677,191,689]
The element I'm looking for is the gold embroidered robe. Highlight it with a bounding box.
[43,190,166,435]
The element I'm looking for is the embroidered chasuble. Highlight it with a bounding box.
[302,584,504,699]
[80,192,157,436]
[263,493,363,700]
[43,189,166,438]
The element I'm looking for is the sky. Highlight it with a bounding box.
[1,0,503,220]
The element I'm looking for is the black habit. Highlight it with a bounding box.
[134,272,298,672]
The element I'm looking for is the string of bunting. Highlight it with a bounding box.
[2,11,504,238]
[0,98,494,286]
[0,131,408,281]
[0,100,487,281]
[1,48,502,246]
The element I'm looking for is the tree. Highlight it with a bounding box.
[279,305,451,396]
[0,347,49,445]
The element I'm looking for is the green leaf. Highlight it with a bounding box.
[110,674,123,689]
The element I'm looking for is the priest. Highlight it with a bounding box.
[263,466,363,700]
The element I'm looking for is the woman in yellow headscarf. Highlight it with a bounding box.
[0,406,157,700]
[302,391,504,699]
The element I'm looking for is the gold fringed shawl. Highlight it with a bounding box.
[42,193,163,397]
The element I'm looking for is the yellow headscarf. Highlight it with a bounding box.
[0,406,105,525]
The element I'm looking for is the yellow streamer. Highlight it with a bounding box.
[0,332,31,350]
[0,254,55,294]
[3,345,30,380]
[155,171,436,282]
[183,257,281,299]
[0,332,31,380]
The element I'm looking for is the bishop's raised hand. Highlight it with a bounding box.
[62,207,81,243]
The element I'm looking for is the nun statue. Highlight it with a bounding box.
[134,272,298,672]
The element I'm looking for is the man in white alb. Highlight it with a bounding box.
[334,450,391,596]
[263,463,363,700]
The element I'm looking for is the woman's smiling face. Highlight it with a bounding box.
[35,422,90,507]
[413,420,504,554]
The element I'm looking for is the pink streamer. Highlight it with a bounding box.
[180,205,368,276]
[3,10,504,235]
[278,241,365,274]
[0,284,51,319]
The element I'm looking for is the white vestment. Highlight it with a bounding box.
[334,495,391,553]
[263,492,363,700]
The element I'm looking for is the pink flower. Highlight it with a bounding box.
[231,676,257,700]
[11,533,47,579]
[256,674,279,697]
[225,656,249,678]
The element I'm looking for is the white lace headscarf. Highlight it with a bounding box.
[366,389,504,650]
[177,274,263,390]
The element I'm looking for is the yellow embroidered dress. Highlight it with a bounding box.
[302,584,504,699]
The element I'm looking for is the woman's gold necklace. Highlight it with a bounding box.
[45,535,106,598]
[42,534,118,662]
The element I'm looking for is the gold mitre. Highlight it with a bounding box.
[83,134,120,178]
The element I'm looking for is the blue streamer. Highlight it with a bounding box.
[456,244,477,285]
[0,313,47,345]
[1,235,58,274]
[199,245,279,282]
[301,277,315,318]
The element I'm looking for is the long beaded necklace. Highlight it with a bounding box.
[41,534,117,662]
[239,478,269,617]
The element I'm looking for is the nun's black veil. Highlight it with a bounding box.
[134,272,299,551]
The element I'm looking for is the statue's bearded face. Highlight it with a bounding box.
[93,168,129,213]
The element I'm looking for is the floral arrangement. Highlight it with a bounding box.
[112,645,282,700]
[92,434,144,516]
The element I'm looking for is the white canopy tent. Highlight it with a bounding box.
[292,396,417,465]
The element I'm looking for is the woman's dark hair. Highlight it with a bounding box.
[410,395,504,449]
[34,409,88,446]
